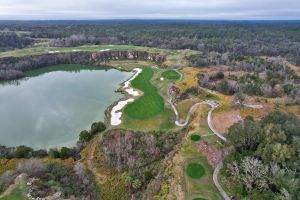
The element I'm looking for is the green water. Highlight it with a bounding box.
[0,64,132,149]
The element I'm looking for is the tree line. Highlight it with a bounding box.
[1,21,300,64]
[0,121,106,160]
[0,32,32,51]
[0,50,165,80]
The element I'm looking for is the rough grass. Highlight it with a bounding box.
[0,159,19,176]
[161,70,181,80]
[0,175,27,200]
[186,163,205,179]
[174,67,200,92]
[190,134,201,142]
[124,68,164,119]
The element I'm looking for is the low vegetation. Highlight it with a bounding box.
[0,159,98,199]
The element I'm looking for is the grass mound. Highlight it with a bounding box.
[124,68,164,119]
[162,70,181,80]
[186,163,205,179]
[190,134,201,141]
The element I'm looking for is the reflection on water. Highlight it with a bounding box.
[0,64,131,149]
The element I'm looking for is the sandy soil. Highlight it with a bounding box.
[211,109,242,134]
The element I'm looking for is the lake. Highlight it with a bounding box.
[0,64,132,149]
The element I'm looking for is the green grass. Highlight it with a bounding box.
[181,143,222,200]
[161,70,181,80]
[0,176,27,200]
[190,134,201,142]
[124,68,164,119]
[186,163,206,179]
[193,198,207,200]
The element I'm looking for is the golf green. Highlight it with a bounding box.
[124,68,164,119]
[190,134,201,142]
[162,70,181,80]
[186,163,205,179]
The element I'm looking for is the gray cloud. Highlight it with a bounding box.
[0,0,299,20]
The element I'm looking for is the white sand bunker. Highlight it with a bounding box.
[125,88,140,96]
[48,50,60,53]
[100,49,111,52]
[72,49,80,52]
[160,77,164,81]
[123,68,142,87]
[110,98,134,126]
[110,68,142,126]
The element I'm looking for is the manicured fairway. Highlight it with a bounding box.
[190,134,201,141]
[186,163,205,179]
[124,68,164,119]
[162,69,181,80]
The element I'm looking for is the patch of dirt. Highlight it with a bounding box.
[211,109,242,134]
[196,141,222,168]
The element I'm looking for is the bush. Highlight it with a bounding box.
[0,170,18,188]
[16,159,46,177]
[79,130,91,142]
[59,147,72,160]
[90,122,106,135]
[14,145,33,158]
[48,148,60,158]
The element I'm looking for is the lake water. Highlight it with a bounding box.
[0,64,132,149]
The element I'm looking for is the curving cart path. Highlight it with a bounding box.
[167,79,230,199]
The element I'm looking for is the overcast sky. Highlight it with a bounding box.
[0,0,300,20]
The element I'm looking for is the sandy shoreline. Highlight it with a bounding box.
[110,68,142,126]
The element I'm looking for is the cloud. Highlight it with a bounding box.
[0,0,299,20]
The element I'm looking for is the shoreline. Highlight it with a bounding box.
[109,68,142,126]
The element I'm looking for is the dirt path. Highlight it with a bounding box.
[86,135,107,184]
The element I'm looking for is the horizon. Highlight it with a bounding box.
[1,0,300,20]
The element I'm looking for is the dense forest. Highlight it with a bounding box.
[0,32,32,51]
[197,57,300,103]
[1,20,300,65]
[223,111,300,199]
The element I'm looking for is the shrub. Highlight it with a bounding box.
[90,121,106,135]
[16,159,46,177]
[79,130,91,142]
[60,147,72,160]
[14,145,33,158]
[48,148,60,158]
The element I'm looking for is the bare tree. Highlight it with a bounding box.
[228,157,269,192]
[16,159,46,177]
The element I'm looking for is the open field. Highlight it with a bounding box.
[124,67,165,119]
